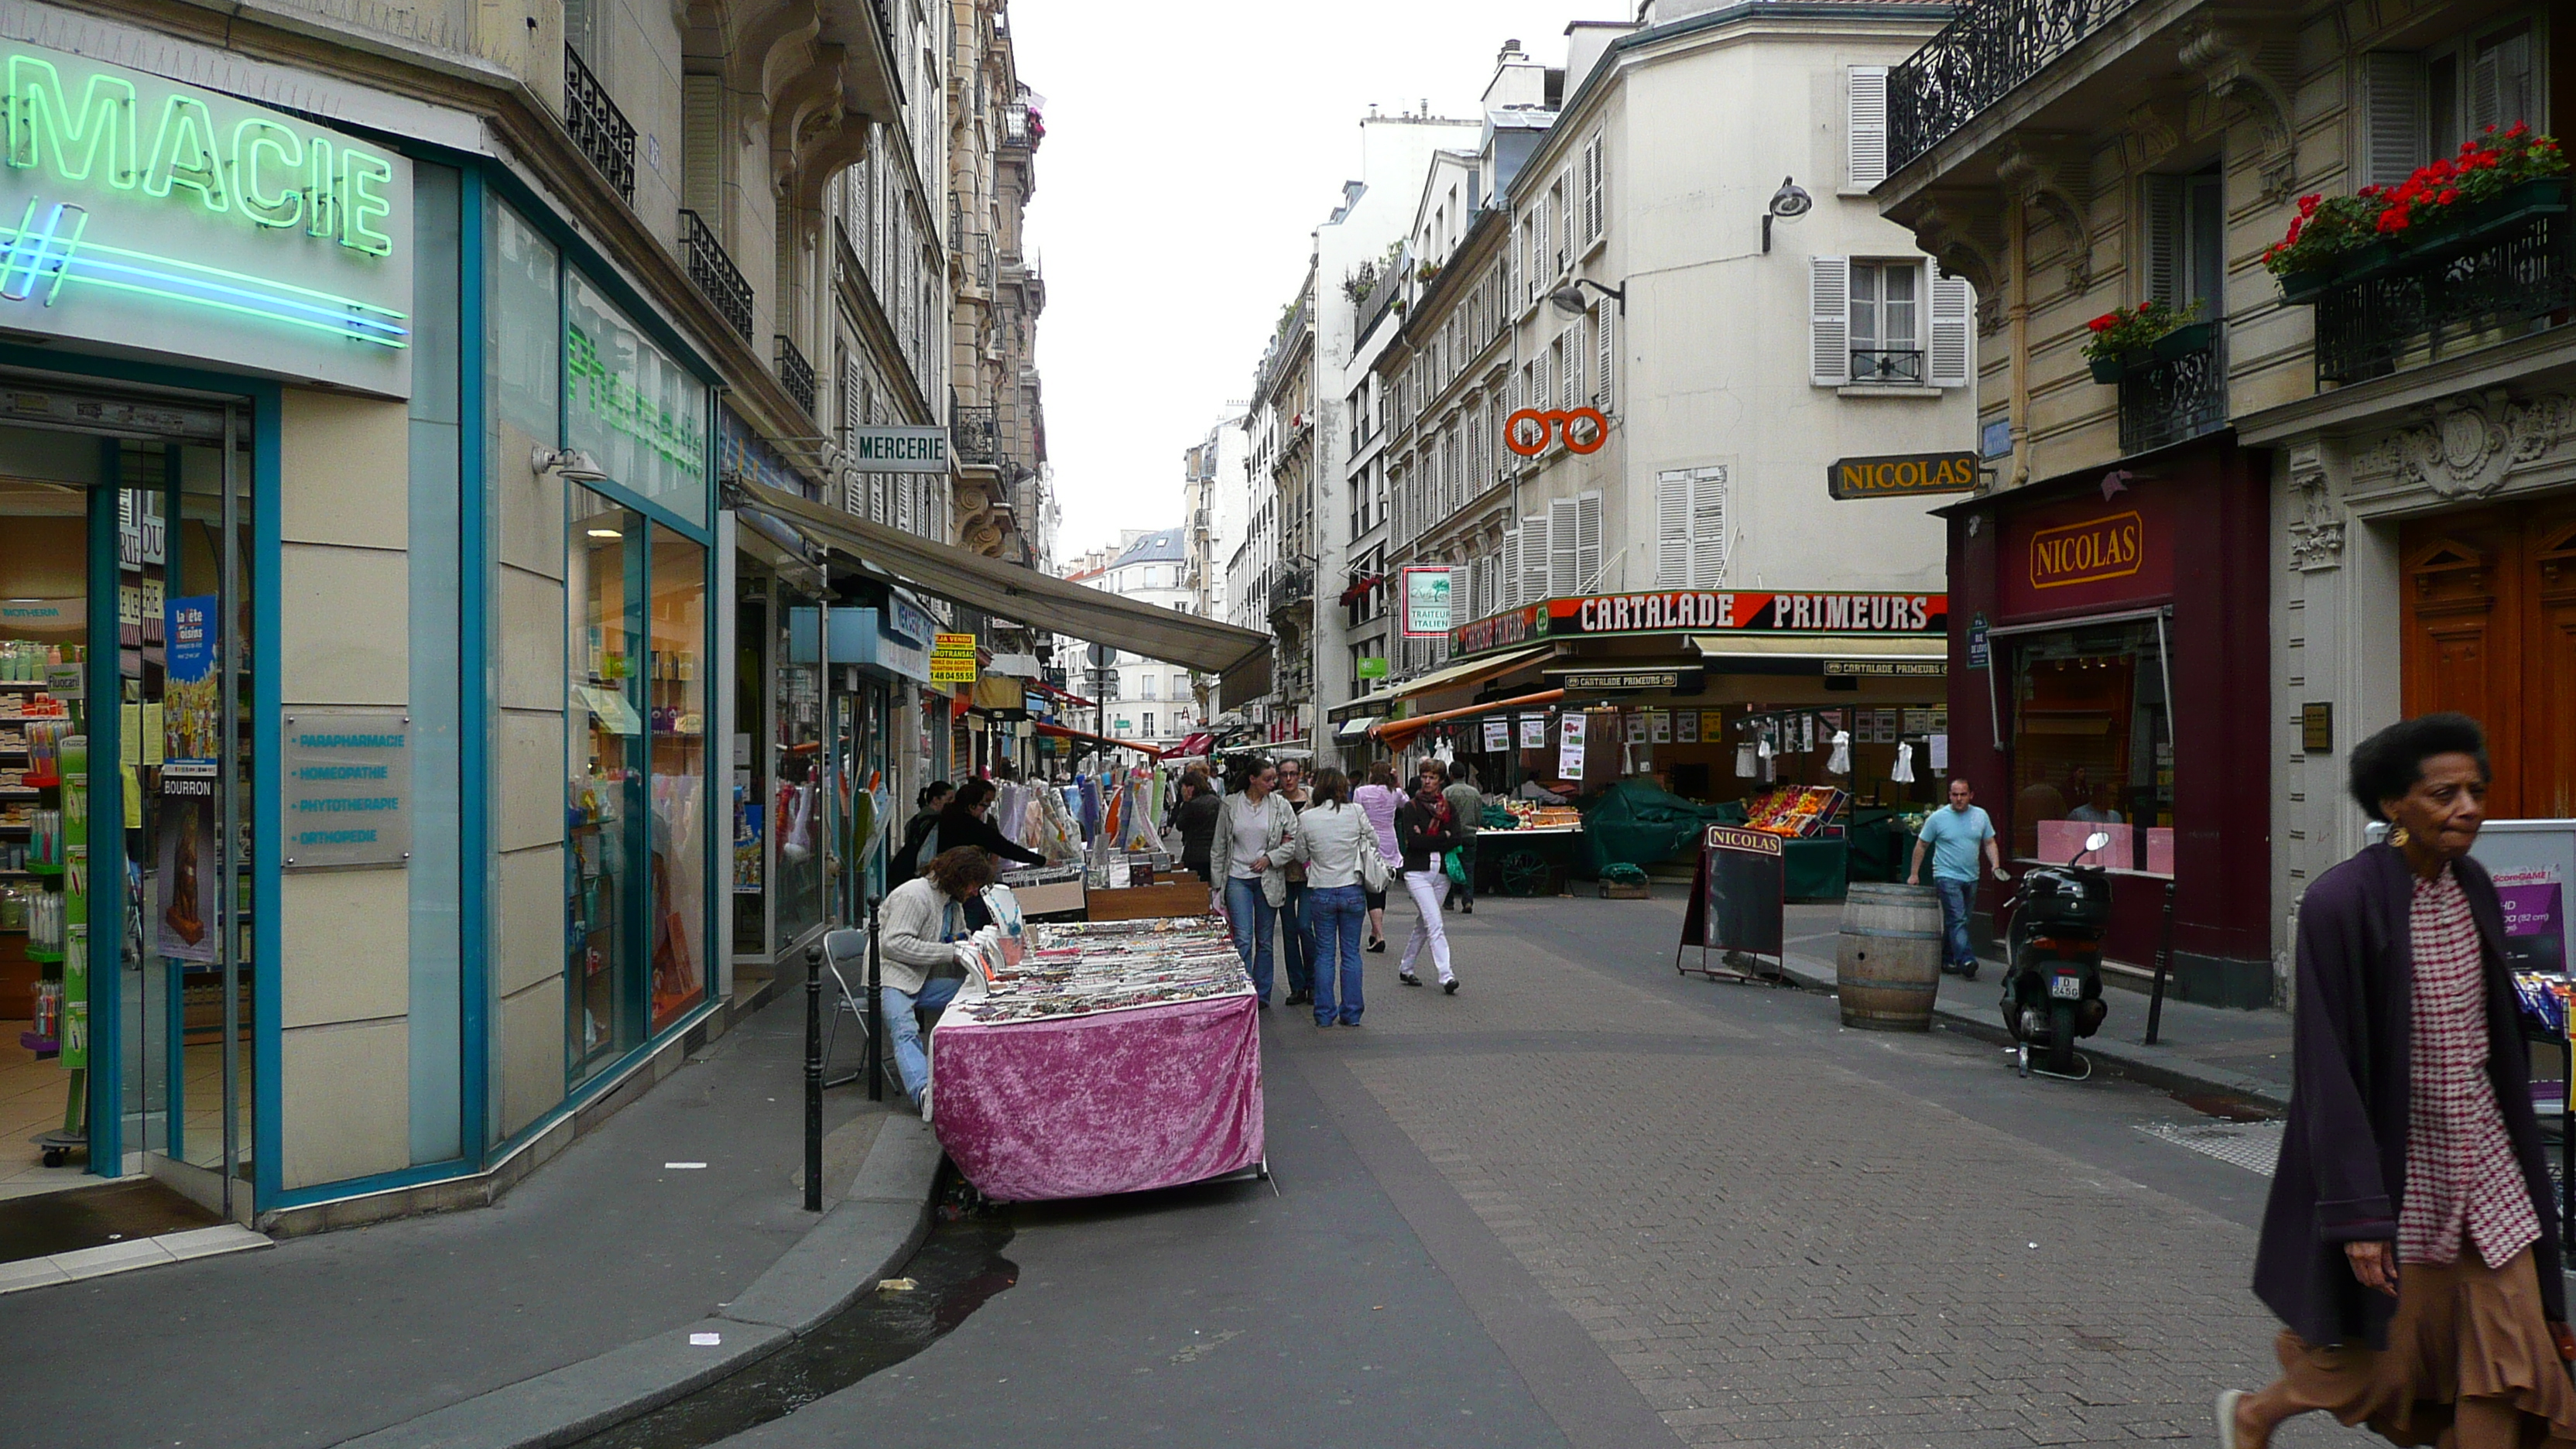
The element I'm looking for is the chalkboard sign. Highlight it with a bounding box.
[1677,825,1786,981]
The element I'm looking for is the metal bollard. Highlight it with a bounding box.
[2143,877,2177,1046]
[866,903,886,1104]
[804,940,824,1213]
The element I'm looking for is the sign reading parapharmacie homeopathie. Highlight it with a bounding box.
[846,426,951,474]
[282,710,411,870]
[1826,452,1980,500]
[0,40,413,396]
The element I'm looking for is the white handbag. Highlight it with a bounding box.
[1358,826,1391,894]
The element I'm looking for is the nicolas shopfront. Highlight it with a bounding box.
[1939,440,2273,1006]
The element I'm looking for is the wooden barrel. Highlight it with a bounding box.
[1836,882,1944,1031]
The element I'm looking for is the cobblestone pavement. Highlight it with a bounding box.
[1292,887,2365,1447]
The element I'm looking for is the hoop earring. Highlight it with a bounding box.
[2389,824,2412,849]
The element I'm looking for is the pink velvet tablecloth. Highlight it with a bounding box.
[930,993,1265,1202]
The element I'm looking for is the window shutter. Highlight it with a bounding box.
[1656,469,1690,586]
[2361,53,2428,189]
[2143,174,2186,308]
[1583,135,1604,243]
[1537,194,1553,279]
[1502,528,1521,609]
[1847,67,1889,190]
[1690,468,1728,588]
[1535,346,1551,419]
[1809,256,1852,385]
[896,475,914,534]
[683,74,724,218]
[1575,491,1605,591]
[1562,326,1584,409]
[1547,497,1579,595]
[1522,512,1550,602]
[1510,221,1525,307]
[1928,265,1973,388]
[1595,300,1614,410]
[2471,25,2534,136]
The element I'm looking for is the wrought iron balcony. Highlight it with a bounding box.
[775,335,817,416]
[1888,0,2139,176]
[2308,205,2575,385]
[564,46,635,203]
[679,210,753,342]
[2117,320,2226,457]
[952,402,999,467]
[1850,348,1925,385]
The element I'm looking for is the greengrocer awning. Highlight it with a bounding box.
[731,476,1273,683]
[1386,642,1556,702]
[1371,690,1567,751]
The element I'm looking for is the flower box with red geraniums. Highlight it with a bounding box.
[2081,301,2204,383]
[2265,124,2568,303]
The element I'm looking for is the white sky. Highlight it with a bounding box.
[1013,2,1615,562]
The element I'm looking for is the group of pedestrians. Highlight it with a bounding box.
[1207,754,1473,1026]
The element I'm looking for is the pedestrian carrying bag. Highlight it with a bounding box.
[1358,829,1390,894]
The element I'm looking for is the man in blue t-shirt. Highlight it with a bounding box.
[1908,776,2007,978]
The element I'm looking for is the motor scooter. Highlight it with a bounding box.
[1996,830,2115,1078]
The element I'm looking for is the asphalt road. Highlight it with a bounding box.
[727,887,2378,1448]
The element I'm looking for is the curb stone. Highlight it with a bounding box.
[1775,950,2293,1111]
[336,1117,944,1449]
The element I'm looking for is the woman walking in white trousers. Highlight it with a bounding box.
[1392,779,1462,993]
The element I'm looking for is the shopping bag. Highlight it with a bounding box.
[1444,850,1468,886]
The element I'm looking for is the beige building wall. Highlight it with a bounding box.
[491,418,570,1139]
[274,389,415,1191]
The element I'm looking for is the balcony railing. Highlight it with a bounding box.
[679,210,753,341]
[2118,320,2227,456]
[1851,348,1925,385]
[775,335,816,416]
[564,47,635,203]
[2311,207,2574,385]
[1888,0,2139,175]
[952,402,999,466]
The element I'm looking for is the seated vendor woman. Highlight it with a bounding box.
[879,845,999,1118]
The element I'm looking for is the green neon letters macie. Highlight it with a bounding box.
[3,53,395,259]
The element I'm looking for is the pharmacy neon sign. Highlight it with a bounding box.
[0,50,408,351]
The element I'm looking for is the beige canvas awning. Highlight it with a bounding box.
[733,477,1273,692]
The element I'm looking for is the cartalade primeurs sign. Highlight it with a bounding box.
[0,42,413,396]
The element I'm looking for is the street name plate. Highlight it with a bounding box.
[283,709,410,869]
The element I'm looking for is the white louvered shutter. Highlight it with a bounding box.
[1575,492,1605,591]
[2143,174,2187,308]
[1583,135,1604,244]
[1502,528,1521,608]
[1810,256,1851,385]
[1562,327,1584,409]
[2361,53,2428,189]
[1929,265,1973,388]
[1509,220,1524,307]
[1548,497,1580,595]
[1594,301,1614,410]
[1656,469,1690,586]
[1690,468,1728,587]
[1522,512,1551,602]
[1847,67,1889,190]
[1535,347,1551,420]
[896,474,914,533]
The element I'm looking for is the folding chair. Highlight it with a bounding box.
[819,927,877,1090]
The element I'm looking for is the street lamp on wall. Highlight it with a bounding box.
[1761,176,1814,254]
[1548,277,1626,317]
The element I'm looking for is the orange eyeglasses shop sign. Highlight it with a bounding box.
[1506,407,1608,456]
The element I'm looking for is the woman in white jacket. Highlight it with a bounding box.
[1208,757,1299,1006]
[1286,768,1378,1027]
[877,846,999,1112]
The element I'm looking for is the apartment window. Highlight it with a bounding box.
[1811,259,1971,387]
[1656,467,1729,588]
[1142,712,1156,738]
[1849,261,1921,382]
[2144,164,2225,313]
[2362,15,2549,189]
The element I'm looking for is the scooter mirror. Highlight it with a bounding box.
[2083,831,2112,855]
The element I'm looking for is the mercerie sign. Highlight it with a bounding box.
[0,43,413,396]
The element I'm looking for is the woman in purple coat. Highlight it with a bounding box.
[2221,714,2575,1447]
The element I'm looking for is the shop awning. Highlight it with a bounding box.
[731,477,1273,684]
[1327,688,1397,722]
[1386,642,1555,703]
[1371,689,1566,750]
[1033,721,1166,756]
[1686,635,1946,663]
[1026,679,1096,709]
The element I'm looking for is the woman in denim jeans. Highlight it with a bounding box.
[1208,756,1297,1005]
[1286,768,1375,1026]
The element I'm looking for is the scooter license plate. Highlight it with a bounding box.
[2048,974,2084,1000]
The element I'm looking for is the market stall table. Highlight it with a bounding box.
[930,916,1263,1201]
